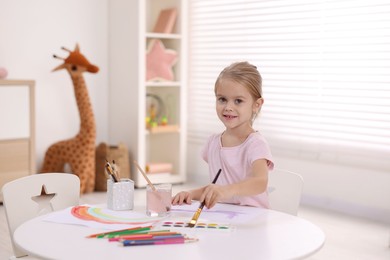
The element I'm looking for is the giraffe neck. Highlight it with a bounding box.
[70,73,96,139]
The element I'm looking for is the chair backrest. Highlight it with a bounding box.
[268,168,304,216]
[2,173,80,258]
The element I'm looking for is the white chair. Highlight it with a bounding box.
[268,168,304,216]
[2,173,80,259]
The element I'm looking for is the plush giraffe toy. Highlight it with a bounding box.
[40,44,98,193]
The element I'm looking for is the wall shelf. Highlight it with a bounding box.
[146,81,181,87]
[146,32,181,39]
[109,0,187,187]
[0,79,35,201]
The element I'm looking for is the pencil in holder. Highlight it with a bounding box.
[107,178,134,210]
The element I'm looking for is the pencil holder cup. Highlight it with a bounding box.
[146,183,172,217]
[107,178,134,210]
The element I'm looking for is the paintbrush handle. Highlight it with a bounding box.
[134,160,156,191]
[211,169,222,184]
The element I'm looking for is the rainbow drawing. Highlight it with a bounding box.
[71,205,162,225]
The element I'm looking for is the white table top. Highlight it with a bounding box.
[14,203,325,260]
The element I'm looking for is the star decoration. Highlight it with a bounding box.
[146,39,178,81]
[31,185,56,215]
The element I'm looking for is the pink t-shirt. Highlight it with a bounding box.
[202,132,274,208]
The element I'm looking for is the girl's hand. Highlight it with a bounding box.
[171,191,192,205]
[200,184,230,209]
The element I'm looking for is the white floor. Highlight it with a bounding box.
[1,184,389,260]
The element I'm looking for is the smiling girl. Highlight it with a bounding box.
[172,61,274,209]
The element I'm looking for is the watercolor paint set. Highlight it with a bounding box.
[156,220,234,232]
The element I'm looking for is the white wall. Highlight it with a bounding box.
[0,0,109,170]
[187,143,390,224]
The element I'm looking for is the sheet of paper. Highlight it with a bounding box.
[171,202,266,224]
[43,203,267,231]
[44,205,162,230]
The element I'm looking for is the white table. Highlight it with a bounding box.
[14,203,325,260]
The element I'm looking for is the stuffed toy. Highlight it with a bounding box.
[146,39,177,81]
[40,44,98,193]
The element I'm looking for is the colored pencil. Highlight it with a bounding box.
[109,233,184,242]
[114,234,184,242]
[122,237,198,246]
[188,169,222,228]
[86,226,152,238]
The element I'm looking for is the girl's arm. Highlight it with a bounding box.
[200,159,269,209]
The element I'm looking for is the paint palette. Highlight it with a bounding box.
[157,221,234,232]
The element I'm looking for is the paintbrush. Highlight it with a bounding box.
[112,160,120,180]
[133,160,170,211]
[105,159,119,182]
[188,169,222,228]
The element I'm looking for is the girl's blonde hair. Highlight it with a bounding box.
[214,61,262,101]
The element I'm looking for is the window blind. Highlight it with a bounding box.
[188,0,390,170]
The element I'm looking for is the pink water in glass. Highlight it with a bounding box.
[146,183,172,217]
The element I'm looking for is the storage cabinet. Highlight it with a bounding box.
[0,80,35,201]
[108,0,187,187]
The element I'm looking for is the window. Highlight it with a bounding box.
[188,0,390,170]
